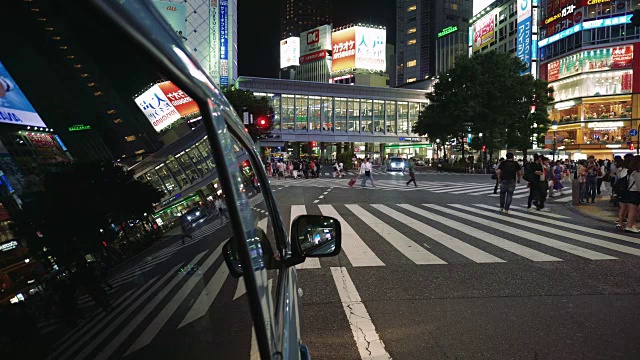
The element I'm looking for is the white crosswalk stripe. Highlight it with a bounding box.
[47,202,640,358]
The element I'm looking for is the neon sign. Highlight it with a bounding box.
[438,26,458,37]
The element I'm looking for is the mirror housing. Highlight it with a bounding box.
[290,215,341,262]
[223,238,243,278]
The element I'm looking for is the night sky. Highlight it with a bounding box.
[237,0,396,78]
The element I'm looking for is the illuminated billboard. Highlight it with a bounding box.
[332,26,386,72]
[516,0,532,73]
[151,1,186,36]
[472,9,498,52]
[135,81,199,132]
[0,61,48,128]
[301,25,332,56]
[547,45,634,82]
[280,37,300,68]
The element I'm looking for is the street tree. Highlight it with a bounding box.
[18,162,163,266]
[414,51,553,157]
[223,87,274,142]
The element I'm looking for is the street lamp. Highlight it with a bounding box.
[551,120,558,161]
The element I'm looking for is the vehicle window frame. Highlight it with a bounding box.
[90,1,286,358]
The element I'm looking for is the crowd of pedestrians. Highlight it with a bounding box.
[265,158,323,179]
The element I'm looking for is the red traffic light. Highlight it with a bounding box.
[257,117,268,127]
[482,145,486,152]
[630,143,635,151]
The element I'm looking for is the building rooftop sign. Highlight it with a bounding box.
[438,26,458,38]
[68,124,91,131]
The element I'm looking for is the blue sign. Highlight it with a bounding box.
[54,134,68,152]
[219,0,229,86]
[538,14,632,48]
[516,17,532,74]
[630,129,638,137]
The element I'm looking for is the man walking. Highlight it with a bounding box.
[497,152,521,214]
[406,158,417,187]
[360,157,375,187]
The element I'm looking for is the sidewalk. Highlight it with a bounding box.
[571,195,618,223]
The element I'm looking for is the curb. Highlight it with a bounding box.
[565,202,617,225]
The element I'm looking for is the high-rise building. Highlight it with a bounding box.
[396,0,471,85]
[157,0,238,88]
[280,0,331,40]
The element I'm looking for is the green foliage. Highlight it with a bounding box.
[336,152,354,169]
[414,51,553,153]
[18,162,163,265]
[223,88,274,142]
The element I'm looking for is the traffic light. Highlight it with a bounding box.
[630,143,635,151]
[257,116,268,128]
[481,145,486,152]
[311,141,317,148]
[631,9,640,27]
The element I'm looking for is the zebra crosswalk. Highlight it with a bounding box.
[45,202,640,359]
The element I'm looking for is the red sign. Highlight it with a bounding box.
[622,73,632,91]
[157,81,199,117]
[307,29,319,45]
[300,50,328,64]
[611,46,633,69]
[548,61,560,82]
[573,10,582,23]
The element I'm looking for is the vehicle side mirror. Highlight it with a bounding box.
[291,215,341,259]
[223,238,243,278]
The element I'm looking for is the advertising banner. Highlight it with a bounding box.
[219,0,228,86]
[550,69,633,101]
[0,62,47,128]
[301,25,332,56]
[135,85,181,132]
[300,50,328,64]
[151,1,186,36]
[517,0,532,73]
[547,45,634,82]
[157,81,199,117]
[280,37,300,68]
[25,133,69,164]
[354,27,386,72]
[332,28,356,72]
[472,9,498,52]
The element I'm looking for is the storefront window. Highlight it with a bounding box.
[373,100,384,132]
[296,95,308,130]
[335,98,346,131]
[584,99,633,120]
[361,99,373,132]
[347,98,360,132]
[322,97,333,131]
[176,152,200,181]
[309,96,321,131]
[155,164,179,194]
[197,140,213,160]
[186,145,204,162]
[583,122,631,144]
[386,101,396,133]
[409,103,420,133]
[398,102,409,133]
[167,156,188,188]
[144,171,166,193]
[282,94,295,130]
[550,70,633,102]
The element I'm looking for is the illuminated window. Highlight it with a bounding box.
[407,28,416,34]
[113,118,123,124]
[135,149,145,155]
[73,64,82,68]
[407,60,417,67]
[125,135,137,142]
[80,73,89,78]
[407,39,416,45]
[93,91,103,96]
[107,109,116,114]
[451,4,458,10]
[66,55,75,59]
[87,82,95,87]
[407,78,417,83]
[408,5,417,11]
[59,46,68,50]
[52,36,61,40]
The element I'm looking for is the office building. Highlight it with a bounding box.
[537,0,640,159]
[396,0,471,84]
[280,0,332,40]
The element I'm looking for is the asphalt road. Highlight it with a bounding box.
[40,172,640,359]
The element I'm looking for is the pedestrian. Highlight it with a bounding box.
[180,213,194,245]
[596,159,606,196]
[497,152,521,214]
[406,158,417,187]
[493,158,504,194]
[585,156,600,203]
[576,160,587,203]
[621,156,640,232]
[552,160,565,195]
[360,157,375,187]
[215,196,228,221]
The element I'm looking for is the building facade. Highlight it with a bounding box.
[436,25,469,74]
[396,0,471,84]
[236,77,431,160]
[537,0,640,159]
[280,0,332,40]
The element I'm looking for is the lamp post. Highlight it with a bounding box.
[551,120,558,161]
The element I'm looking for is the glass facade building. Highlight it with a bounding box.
[537,0,640,159]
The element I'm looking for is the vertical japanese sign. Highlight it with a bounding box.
[331,28,357,72]
[219,0,228,86]
[516,0,533,74]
